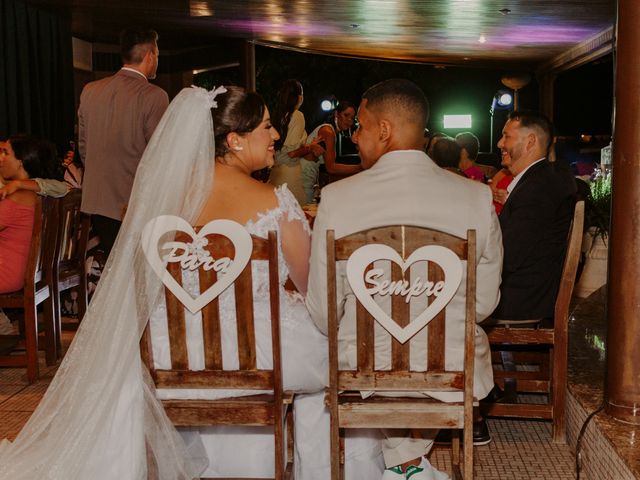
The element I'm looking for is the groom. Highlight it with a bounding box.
[306,79,503,479]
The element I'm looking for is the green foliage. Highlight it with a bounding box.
[585,171,612,239]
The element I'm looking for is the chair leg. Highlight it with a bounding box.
[42,292,57,366]
[24,298,39,383]
[274,403,285,480]
[286,405,294,479]
[451,428,460,466]
[551,344,568,444]
[52,281,62,357]
[330,411,341,480]
[78,277,89,322]
[463,431,473,480]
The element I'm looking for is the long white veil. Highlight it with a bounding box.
[0,86,226,479]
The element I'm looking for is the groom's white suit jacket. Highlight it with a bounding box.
[307,149,503,401]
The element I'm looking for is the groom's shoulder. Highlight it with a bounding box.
[321,169,371,198]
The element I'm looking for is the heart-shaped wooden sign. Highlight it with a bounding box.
[141,215,252,313]
[346,244,463,344]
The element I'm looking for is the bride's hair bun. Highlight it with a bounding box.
[212,86,265,157]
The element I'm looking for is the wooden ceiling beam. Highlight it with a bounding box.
[538,26,614,76]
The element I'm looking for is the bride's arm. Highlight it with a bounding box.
[279,215,311,295]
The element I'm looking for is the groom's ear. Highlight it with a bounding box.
[379,119,392,143]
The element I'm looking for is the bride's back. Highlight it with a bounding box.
[195,163,278,227]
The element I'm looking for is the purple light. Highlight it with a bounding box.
[487,24,603,47]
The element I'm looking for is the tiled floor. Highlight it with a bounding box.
[0,343,577,479]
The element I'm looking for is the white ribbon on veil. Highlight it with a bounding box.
[0,86,227,479]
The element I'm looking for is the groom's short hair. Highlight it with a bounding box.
[362,79,429,129]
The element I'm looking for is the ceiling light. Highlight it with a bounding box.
[478,35,487,43]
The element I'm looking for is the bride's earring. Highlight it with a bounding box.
[233,143,244,151]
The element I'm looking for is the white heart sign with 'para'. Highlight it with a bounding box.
[141,216,252,314]
[346,244,463,344]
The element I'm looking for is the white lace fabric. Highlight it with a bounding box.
[0,87,217,479]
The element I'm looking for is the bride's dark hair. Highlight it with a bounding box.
[212,86,266,157]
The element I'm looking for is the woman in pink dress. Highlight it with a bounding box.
[0,135,54,293]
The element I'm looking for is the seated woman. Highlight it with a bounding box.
[0,135,55,293]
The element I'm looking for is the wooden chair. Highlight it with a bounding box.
[483,200,585,444]
[0,197,57,382]
[52,189,90,347]
[141,229,293,479]
[326,226,477,480]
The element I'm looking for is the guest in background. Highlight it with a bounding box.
[295,101,361,203]
[492,111,576,321]
[0,140,68,199]
[430,136,464,176]
[78,28,169,257]
[0,135,55,293]
[425,131,448,157]
[455,132,486,182]
[268,79,308,205]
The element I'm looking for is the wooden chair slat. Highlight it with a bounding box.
[235,266,257,370]
[391,262,410,371]
[338,371,464,391]
[154,369,274,389]
[356,265,375,372]
[200,268,223,370]
[427,262,445,371]
[334,227,467,260]
[165,262,189,370]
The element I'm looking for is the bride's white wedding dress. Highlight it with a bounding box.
[149,185,383,479]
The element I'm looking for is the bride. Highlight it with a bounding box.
[0,86,382,479]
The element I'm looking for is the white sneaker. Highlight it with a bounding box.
[382,465,405,479]
[405,457,450,480]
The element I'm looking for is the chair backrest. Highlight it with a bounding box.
[56,189,89,269]
[554,200,585,321]
[22,198,44,287]
[141,229,283,397]
[327,226,476,396]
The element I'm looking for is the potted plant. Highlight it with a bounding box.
[575,171,611,298]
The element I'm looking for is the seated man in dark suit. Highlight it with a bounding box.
[476,112,577,444]
[492,111,577,321]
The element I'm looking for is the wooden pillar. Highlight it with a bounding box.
[242,41,256,91]
[606,0,640,424]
